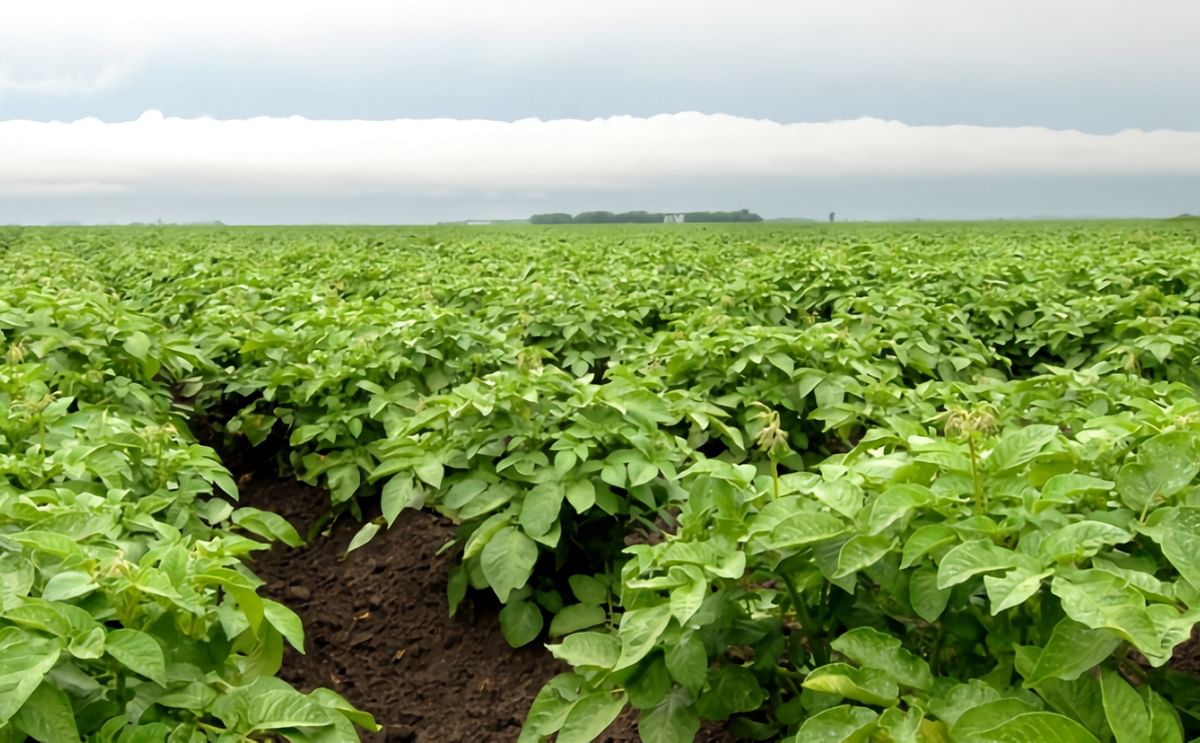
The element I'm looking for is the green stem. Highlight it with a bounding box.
[967,433,985,512]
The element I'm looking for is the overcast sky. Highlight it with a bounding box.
[3,1,1198,223]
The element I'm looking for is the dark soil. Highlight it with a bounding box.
[239,471,734,743]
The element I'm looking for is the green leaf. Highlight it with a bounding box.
[864,484,934,535]
[519,482,564,538]
[499,599,544,647]
[966,711,1099,742]
[565,479,596,513]
[910,565,951,623]
[1038,521,1133,564]
[1142,687,1183,743]
[1099,667,1148,743]
[345,521,380,554]
[414,455,444,489]
[616,604,673,669]
[12,681,80,743]
[1028,619,1121,684]
[793,705,878,742]
[480,525,538,602]
[665,634,707,693]
[628,459,659,487]
[557,690,627,743]
[667,565,707,625]
[547,631,620,670]
[123,331,151,361]
[900,524,957,568]
[568,574,607,606]
[245,688,333,730]
[696,665,765,719]
[41,571,98,602]
[952,699,1041,739]
[1116,432,1199,512]
[833,535,895,579]
[984,566,1052,615]
[1050,572,1170,665]
[326,463,361,504]
[263,598,306,654]
[830,627,932,691]
[1040,474,1114,504]
[802,663,898,707]
[0,633,61,721]
[549,604,606,637]
[232,508,304,547]
[937,539,1019,589]
[757,512,847,552]
[638,688,700,743]
[106,629,168,686]
[380,476,422,527]
[987,425,1059,473]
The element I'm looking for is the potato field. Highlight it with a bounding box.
[3,221,1200,742]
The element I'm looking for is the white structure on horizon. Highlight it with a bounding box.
[664,213,685,223]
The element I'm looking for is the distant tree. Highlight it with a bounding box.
[530,209,764,224]
[829,211,836,223]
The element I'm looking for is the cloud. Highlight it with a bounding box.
[2,112,1198,200]
[0,62,134,95]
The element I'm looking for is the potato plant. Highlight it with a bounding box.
[5,220,1200,741]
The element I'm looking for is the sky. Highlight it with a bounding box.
[2,0,1198,223]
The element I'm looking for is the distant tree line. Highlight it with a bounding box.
[530,209,763,224]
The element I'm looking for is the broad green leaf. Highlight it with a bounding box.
[1028,619,1121,683]
[1039,474,1114,504]
[792,705,878,742]
[900,524,957,568]
[568,574,607,606]
[519,482,564,538]
[106,629,168,686]
[565,479,596,513]
[910,565,951,623]
[1099,668,1148,743]
[616,604,673,669]
[519,674,582,742]
[966,711,1099,742]
[380,476,422,526]
[664,634,707,693]
[499,599,543,647]
[1116,432,1199,512]
[11,681,80,743]
[756,512,848,553]
[41,571,98,602]
[667,565,707,625]
[414,455,444,489]
[263,598,306,654]
[833,535,895,579]
[123,331,151,361]
[547,631,620,670]
[830,627,932,691]
[864,484,934,535]
[952,699,1041,739]
[638,688,699,743]
[1038,521,1132,564]
[1050,572,1170,665]
[0,631,60,721]
[480,525,538,602]
[802,663,898,707]
[245,688,333,730]
[232,507,304,547]
[984,567,1052,615]
[557,690,627,743]
[696,665,765,719]
[987,425,1059,473]
[1142,687,1183,743]
[937,539,1019,589]
[549,604,606,637]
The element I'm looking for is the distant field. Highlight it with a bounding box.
[4,220,1200,741]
